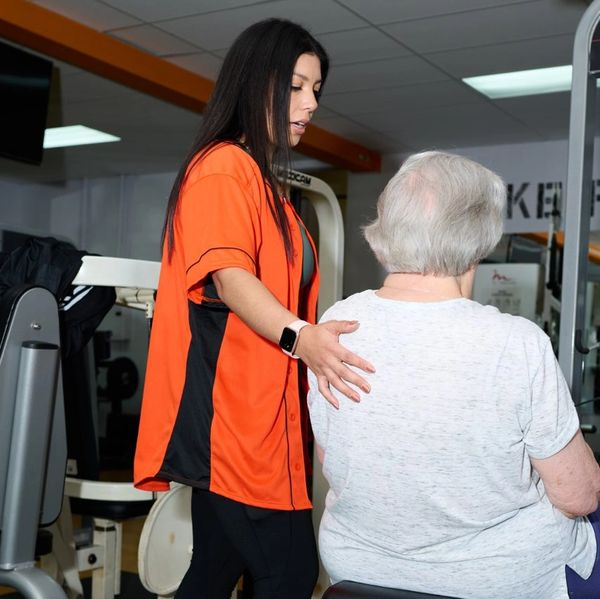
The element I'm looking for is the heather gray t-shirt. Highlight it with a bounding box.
[308,290,596,599]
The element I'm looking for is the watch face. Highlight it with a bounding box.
[279,327,297,352]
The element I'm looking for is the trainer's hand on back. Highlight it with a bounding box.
[294,320,375,409]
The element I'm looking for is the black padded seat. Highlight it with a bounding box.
[323,581,460,599]
[70,497,154,520]
[34,529,54,558]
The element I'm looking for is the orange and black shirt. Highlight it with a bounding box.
[134,143,320,510]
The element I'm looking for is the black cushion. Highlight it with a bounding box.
[70,497,154,520]
[323,581,460,599]
[34,528,53,557]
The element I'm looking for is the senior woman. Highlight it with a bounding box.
[308,151,600,599]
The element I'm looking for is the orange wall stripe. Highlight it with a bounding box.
[298,124,381,172]
[523,231,600,265]
[0,0,381,172]
[1,0,213,112]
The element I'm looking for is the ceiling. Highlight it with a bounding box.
[0,0,595,183]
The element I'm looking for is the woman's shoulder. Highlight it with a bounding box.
[186,142,260,188]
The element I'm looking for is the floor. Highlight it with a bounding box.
[0,517,152,599]
[1,466,178,598]
[0,510,247,599]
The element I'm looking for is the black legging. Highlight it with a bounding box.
[175,489,319,599]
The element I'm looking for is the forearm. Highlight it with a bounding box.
[560,441,600,517]
[212,266,374,405]
[532,430,600,518]
[212,267,297,343]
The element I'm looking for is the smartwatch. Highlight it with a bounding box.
[279,319,310,358]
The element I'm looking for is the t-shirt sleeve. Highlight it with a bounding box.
[179,173,260,292]
[524,337,580,459]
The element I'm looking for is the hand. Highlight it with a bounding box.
[294,320,375,409]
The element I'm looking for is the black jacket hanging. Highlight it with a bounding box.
[0,236,115,356]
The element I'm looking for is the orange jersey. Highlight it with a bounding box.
[134,143,320,510]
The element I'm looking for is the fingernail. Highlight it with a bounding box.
[368,365,376,373]
[352,393,360,402]
[362,384,370,393]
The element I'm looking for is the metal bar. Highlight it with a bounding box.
[0,342,59,568]
[558,0,600,400]
[284,170,345,316]
[0,565,67,599]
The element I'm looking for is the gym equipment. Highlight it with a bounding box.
[97,355,140,470]
[284,170,343,597]
[44,257,159,599]
[0,285,68,599]
[137,484,193,598]
[323,581,458,599]
[558,0,600,402]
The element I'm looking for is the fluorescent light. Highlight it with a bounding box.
[43,125,120,149]
[463,65,574,99]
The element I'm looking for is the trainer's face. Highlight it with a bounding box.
[287,53,322,147]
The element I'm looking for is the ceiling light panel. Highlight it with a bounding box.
[43,125,121,149]
[463,65,576,99]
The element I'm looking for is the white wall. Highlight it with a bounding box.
[49,173,173,260]
[0,179,55,236]
[344,154,402,297]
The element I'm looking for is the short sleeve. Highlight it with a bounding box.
[524,338,580,459]
[179,173,260,292]
[307,368,329,451]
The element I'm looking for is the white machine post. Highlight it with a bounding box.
[286,170,345,318]
[286,170,345,597]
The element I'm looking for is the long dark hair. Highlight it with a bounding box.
[163,18,329,262]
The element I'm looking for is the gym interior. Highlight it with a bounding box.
[1,1,600,598]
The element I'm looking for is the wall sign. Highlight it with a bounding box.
[503,179,600,233]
